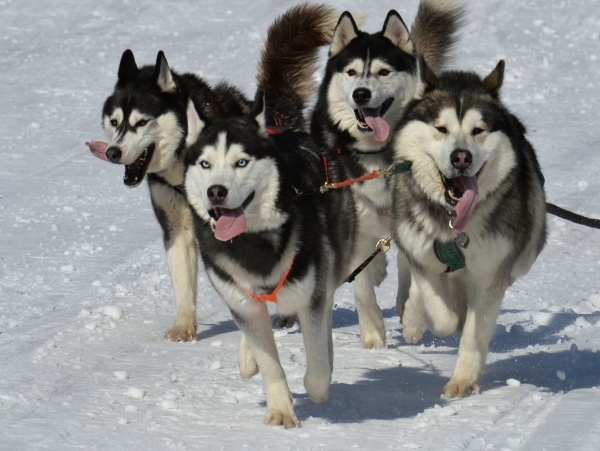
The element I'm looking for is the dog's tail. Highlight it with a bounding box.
[256,3,348,117]
[411,0,467,73]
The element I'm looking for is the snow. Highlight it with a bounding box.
[1,0,600,449]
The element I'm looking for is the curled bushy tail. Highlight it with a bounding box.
[256,3,341,111]
[411,0,467,72]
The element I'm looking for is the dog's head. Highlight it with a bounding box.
[394,59,518,232]
[101,50,186,187]
[323,11,417,150]
[184,93,288,241]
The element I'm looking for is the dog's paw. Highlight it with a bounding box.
[264,408,299,429]
[164,322,198,342]
[304,374,331,404]
[361,330,385,349]
[402,323,425,344]
[238,338,259,380]
[272,314,297,330]
[442,379,480,399]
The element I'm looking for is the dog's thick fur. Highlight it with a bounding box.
[310,0,466,349]
[183,4,358,428]
[99,50,251,341]
[390,58,547,398]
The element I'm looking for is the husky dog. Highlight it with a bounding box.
[183,5,357,427]
[310,0,466,348]
[87,51,251,342]
[390,58,547,398]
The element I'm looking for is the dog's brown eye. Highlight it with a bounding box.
[472,127,485,136]
[110,119,118,127]
[435,126,448,134]
[347,69,357,76]
[378,69,390,76]
[136,119,148,128]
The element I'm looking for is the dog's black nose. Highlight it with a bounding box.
[207,185,228,204]
[352,88,371,106]
[450,149,473,170]
[106,147,122,163]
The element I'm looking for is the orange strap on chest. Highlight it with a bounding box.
[234,254,295,303]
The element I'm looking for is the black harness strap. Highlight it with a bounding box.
[546,203,600,229]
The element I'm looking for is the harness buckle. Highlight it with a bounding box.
[319,182,337,194]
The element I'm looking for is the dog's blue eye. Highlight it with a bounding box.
[236,159,249,168]
[200,161,210,169]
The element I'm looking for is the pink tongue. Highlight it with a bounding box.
[85,141,109,161]
[362,108,390,143]
[214,207,246,241]
[451,176,478,234]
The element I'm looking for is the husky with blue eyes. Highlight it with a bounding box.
[183,96,358,427]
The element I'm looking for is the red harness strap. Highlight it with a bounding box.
[233,254,295,303]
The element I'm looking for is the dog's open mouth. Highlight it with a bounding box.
[354,98,394,142]
[208,192,255,241]
[440,169,482,233]
[124,144,156,187]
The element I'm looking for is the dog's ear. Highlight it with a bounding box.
[185,99,207,148]
[154,51,177,93]
[118,49,139,84]
[330,12,359,57]
[382,10,413,54]
[248,90,267,134]
[418,56,439,93]
[482,60,505,98]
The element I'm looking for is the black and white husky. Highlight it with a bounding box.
[390,58,547,398]
[87,51,250,341]
[310,0,466,348]
[183,5,357,428]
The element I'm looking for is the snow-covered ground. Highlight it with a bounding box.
[2,0,600,449]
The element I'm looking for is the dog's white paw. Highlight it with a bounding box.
[264,407,298,429]
[442,378,481,399]
[361,330,385,349]
[238,335,259,379]
[402,323,425,344]
[304,373,331,404]
[164,322,197,342]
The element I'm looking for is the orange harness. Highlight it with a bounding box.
[232,254,296,303]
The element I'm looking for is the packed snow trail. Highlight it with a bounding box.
[1,0,600,449]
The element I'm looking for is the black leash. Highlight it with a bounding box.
[345,237,392,284]
[546,202,600,229]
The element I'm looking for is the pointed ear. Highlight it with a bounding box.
[248,90,267,133]
[154,51,177,93]
[382,10,413,54]
[185,99,207,148]
[419,56,439,92]
[118,49,139,84]
[482,60,505,98]
[330,12,359,57]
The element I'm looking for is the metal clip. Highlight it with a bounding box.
[454,232,470,249]
[376,236,392,254]
[319,182,336,194]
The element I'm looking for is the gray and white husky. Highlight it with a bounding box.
[183,5,357,427]
[390,58,547,398]
[310,0,466,348]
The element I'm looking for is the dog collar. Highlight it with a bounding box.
[433,233,469,273]
[232,254,295,303]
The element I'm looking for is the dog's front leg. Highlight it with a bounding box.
[442,277,507,398]
[413,270,459,337]
[296,292,334,404]
[150,183,198,342]
[352,237,386,349]
[231,306,297,428]
[395,251,411,318]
